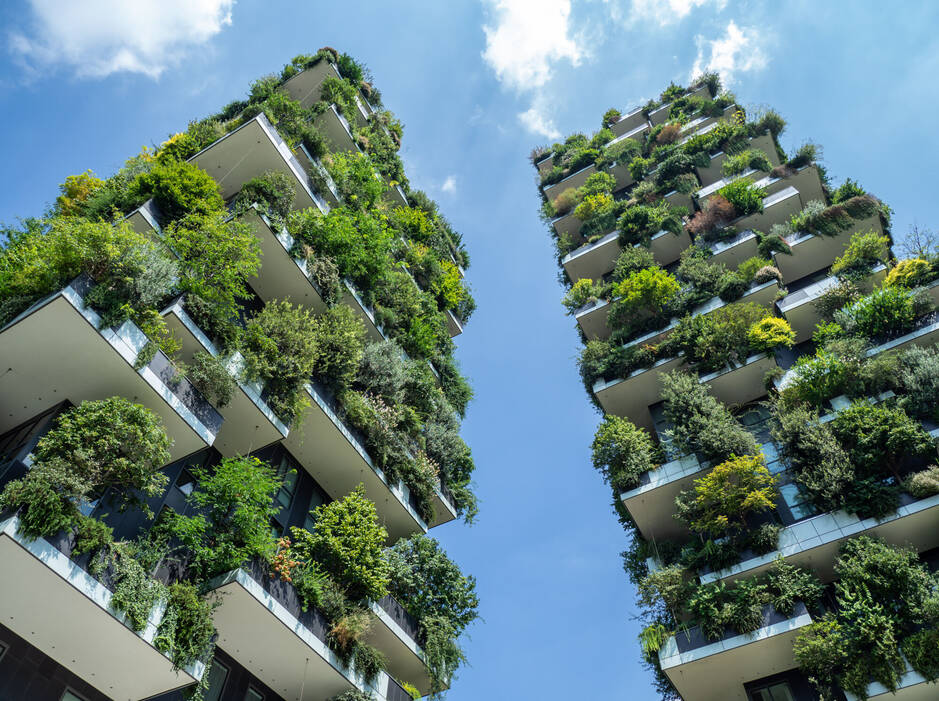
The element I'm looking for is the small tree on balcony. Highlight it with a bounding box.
[591,415,657,492]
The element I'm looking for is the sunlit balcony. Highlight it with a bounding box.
[367,596,438,695]
[776,213,886,283]
[0,276,222,461]
[622,452,708,541]
[647,84,712,126]
[314,104,360,154]
[280,60,343,109]
[695,131,780,187]
[609,106,647,138]
[593,356,684,430]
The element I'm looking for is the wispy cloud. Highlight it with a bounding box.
[482,0,584,138]
[442,175,458,194]
[691,20,769,85]
[607,0,727,27]
[9,0,234,79]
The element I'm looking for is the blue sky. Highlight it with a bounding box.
[1,1,938,699]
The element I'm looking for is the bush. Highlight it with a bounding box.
[905,466,939,499]
[670,302,769,371]
[791,194,882,238]
[230,170,296,226]
[241,299,319,423]
[617,201,685,246]
[721,149,772,177]
[609,267,680,328]
[835,285,921,340]
[676,454,778,537]
[187,350,236,407]
[897,345,939,419]
[660,371,759,464]
[886,258,933,288]
[154,582,216,670]
[612,246,657,282]
[747,317,795,353]
[830,178,867,205]
[591,416,656,492]
[131,157,223,222]
[717,179,765,217]
[292,485,390,602]
[160,456,282,579]
[782,349,850,406]
[901,628,939,682]
[562,278,603,314]
[830,230,890,280]
[312,304,366,394]
[686,195,737,238]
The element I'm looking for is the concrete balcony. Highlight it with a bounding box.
[609,106,648,138]
[695,132,779,187]
[777,265,887,342]
[864,313,939,358]
[445,308,464,338]
[562,230,620,283]
[621,452,708,541]
[647,84,712,126]
[314,103,360,154]
[701,492,939,586]
[695,167,819,217]
[367,596,437,695]
[189,113,327,214]
[0,515,205,700]
[207,561,404,701]
[160,300,289,458]
[542,163,597,202]
[776,213,886,283]
[294,144,342,207]
[280,60,343,109]
[845,664,937,701]
[735,186,805,236]
[660,603,813,701]
[708,229,761,270]
[0,276,222,461]
[123,199,164,237]
[594,356,684,430]
[701,352,777,407]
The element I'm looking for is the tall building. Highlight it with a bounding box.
[0,48,478,701]
[534,75,939,701]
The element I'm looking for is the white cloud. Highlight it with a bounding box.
[10,0,234,79]
[609,0,727,27]
[690,20,769,85]
[482,0,583,92]
[518,104,560,140]
[441,176,457,194]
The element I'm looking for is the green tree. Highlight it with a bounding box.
[591,415,657,492]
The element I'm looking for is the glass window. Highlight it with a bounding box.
[0,640,6,662]
[749,681,795,701]
[176,470,197,497]
[301,489,326,532]
[274,455,298,512]
[203,659,230,701]
[780,482,817,520]
[245,688,264,701]
[61,692,88,701]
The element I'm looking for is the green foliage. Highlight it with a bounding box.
[423,614,467,695]
[292,485,390,602]
[613,246,657,282]
[721,149,772,177]
[157,119,226,162]
[746,316,795,353]
[54,171,105,217]
[591,416,656,492]
[790,194,882,238]
[830,178,867,205]
[313,304,366,394]
[670,302,771,371]
[110,544,165,632]
[617,201,685,246]
[231,170,296,227]
[904,466,939,499]
[830,230,890,280]
[896,345,939,419]
[562,278,603,314]
[716,179,765,216]
[611,267,680,320]
[1,398,170,538]
[660,371,759,464]
[154,583,216,670]
[676,454,778,537]
[901,628,939,682]
[187,350,236,407]
[782,349,850,406]
[324,151,386,210]
[160,456,282,579]
[241,299,319,423]
[886,258,934,288]
[836,285,924,339]
[132,157,223,222]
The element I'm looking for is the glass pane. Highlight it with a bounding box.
[245,688,264,701]
[769,683,795,701]
[61,693,87,701]
[203,660,229,701]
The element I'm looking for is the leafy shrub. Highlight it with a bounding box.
[670,302,769,371]
[717,179,765,217]
[591,416,656,492]
[830,230,890,280]
[660,371,759,463]
[230,170,297,227]
[885,258,933,288]
[552,188,581,215]
[901,628,939,682]
[160,456,282,578]
[291,485,390,602]
[312,304,366,394]
[154,582,216,670]
[781,349,850,407]
[904,466,939,499]
[897,345,939,419]
[609,267,680,330]
[830,178,867,205]
[187,350,236,407]
[617,201,685,246]
[835,285,922,340]
[813,278,862,320]
[54,170,105,217]
[676,454,778,537]
[241,299,319,422]
[1,398,170,538]
[131,157,223,222]
[721,149,772,177]
[686,195,736,238]
[612,246,657,282]
[747,316,795,353]
[791,194,882,238]
[323,151,386,209]
[562,278,603,314]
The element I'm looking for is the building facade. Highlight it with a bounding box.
[534,75,939,700]
[0,48,477,701]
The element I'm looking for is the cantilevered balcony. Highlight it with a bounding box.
[294,143,342,207]
[864,313,939,358]
[701,492,939,586]
[280,60,344,109]
[0,515,205,700]
[676,104,738,139]
[594,356,684,430]
[190,113,327,213]
[124,199,164,237]
[542,163,598,202]
[367,596,436,695]
[646,84,712,126]
[736,186,805,235]
[701,351,777,407]
[622,452,709,541]
[845,665,938,701]
[777,265,887,342]
[0,276,222,461]
[445,308,464,338]
[285,381,453,541]
[578,277,780,342]
[659,603,813,701]
[314,104,360,154]
[776,213,886,283]
[562,228,692,284]
[699,165,822,211]
[708,230,761,270]
[609,106,648,138]
[161,300,289,458]
[695,132,779,187]
[235,205,387,342]
[207,561,403,701]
